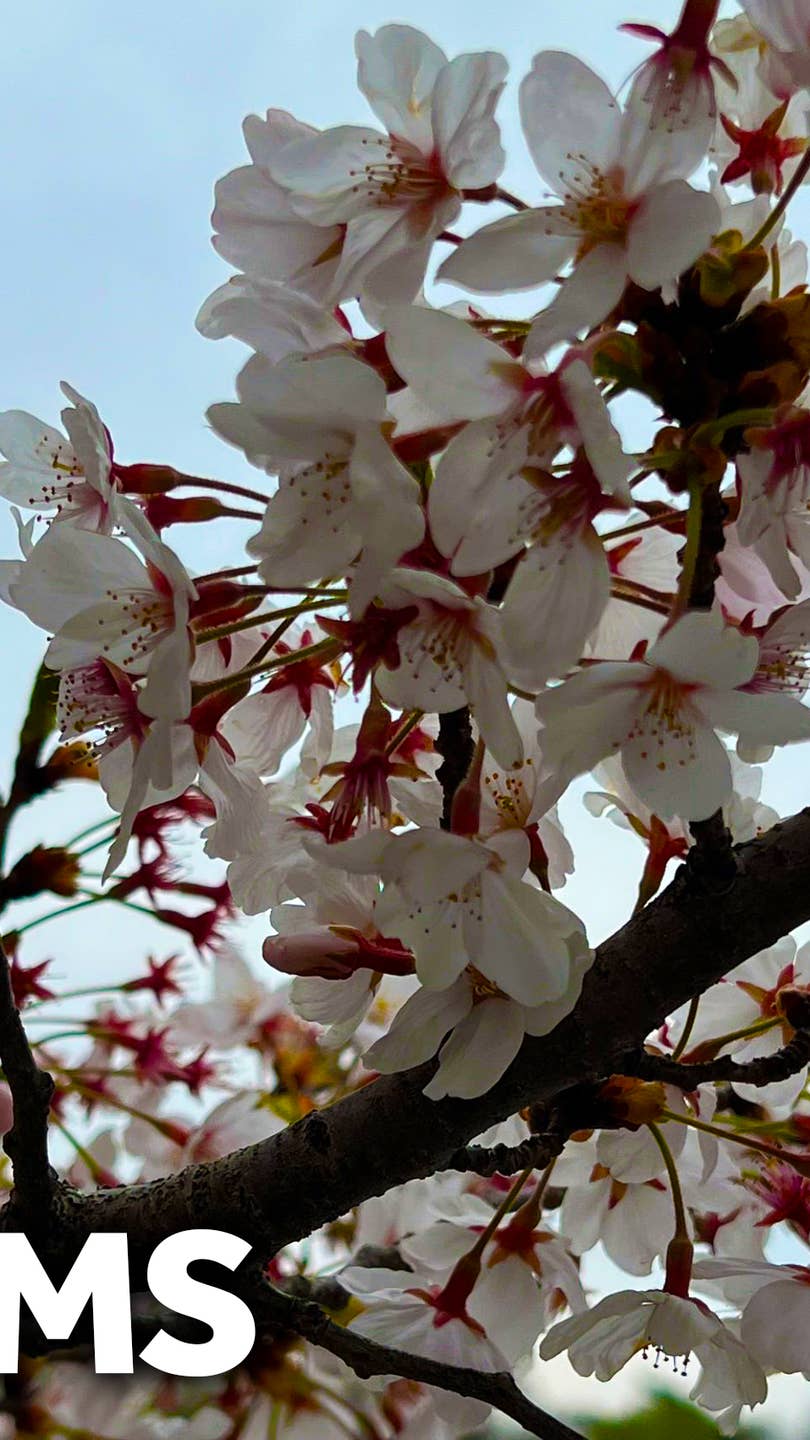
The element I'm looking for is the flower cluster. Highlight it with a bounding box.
[6,0,810,1433]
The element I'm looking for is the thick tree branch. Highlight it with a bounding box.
[37,804,810,1281]
[0,939,54,1216]
[256,1284,583,1440]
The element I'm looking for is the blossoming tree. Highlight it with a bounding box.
[7,1,810,1434]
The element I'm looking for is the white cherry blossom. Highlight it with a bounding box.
[268,26,507,308]
[478,699,574,891]
[401,1192,586,1363]
[9,513,196,722]
[363,939,592,1098]
[694,1256,810,1376]
[739,1,810,95]
[737,402,810,599]
[339,1265,508,1373]
[209,352,424,612]
[375,568,522,769]
[0,383,117,533]
[667,936,810,1109]
[535,611,810,820]
[206,108,344,304]
[437,51,720,354]
[309,825,590,1008]
[540,1289,767,1432]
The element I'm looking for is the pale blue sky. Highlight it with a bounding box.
[2,4,808,1427]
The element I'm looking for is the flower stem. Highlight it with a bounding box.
[193,594,346,646]
[179,475,271,505]
[662,1106,810,1179]
[384,710,424,756]
[11,895,101,936]
[744,146,810,252]
[648,1122,689,1238]
[191,636,344,702]
[672,996,700,1061]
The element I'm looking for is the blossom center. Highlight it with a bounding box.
[350,136,451,208]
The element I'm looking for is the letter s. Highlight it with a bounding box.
[139,1229,255,1377]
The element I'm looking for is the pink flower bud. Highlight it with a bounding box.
[263,930,362,980]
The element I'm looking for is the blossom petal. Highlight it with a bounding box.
[647,612,759,689]
[700,688,810,747]
[519,52,621,193]
[355,25,446,152]
[431,51,507,189]
[626,181,720,290]
[525,243,628,358]
[424,997,525,1099]
[437,209,576,292]
[364,978,472,1073]
[383,305,522,421]
[622,713,733,821]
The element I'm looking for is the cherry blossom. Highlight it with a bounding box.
[401,1190,586,1363]
[437,51,720,353]
[205,108,345,304]
[339,1265,508,1373]
[220,621,336,779]
[540,1289,767,1431]
[9,514,196,721]
[374,568,522,769]
[737,401,810,598]
[535,610,810,820]
[209,352,424,611]
[694,1255,810,1375]
[363,938,592,1099]
[621,0,731,158]
[478,699,574,891]
[309,825,591,1008]
[0,383,117,533]
[667,936,810,1109]
[739,1,810,96]
[267,25,507,308]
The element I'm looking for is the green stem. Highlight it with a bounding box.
[53,1121,114,1183]
[672,996,700,1061]
[191,636,344,702]
[683,1014,780,1058]
[661,1106,810,1178]
[63,816,116,849]
[744,146,810,251]
[693,407,776,444]
[771,243,782,300]
[384,710,424,756]
[179,475,271,505]
[194,594,346,646]
[11,895,101,936]
[648,1122,689,1239]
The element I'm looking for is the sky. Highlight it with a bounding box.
[2,0,809,1429]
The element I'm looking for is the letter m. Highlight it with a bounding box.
[0,1234,133,1372]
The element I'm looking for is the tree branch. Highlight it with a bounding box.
[626,1027,810,1091]
[0,939,55,1216]
[255,1283,583,1440]
[39,804,810,1284]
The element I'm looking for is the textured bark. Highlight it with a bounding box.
[33,803,810,1274]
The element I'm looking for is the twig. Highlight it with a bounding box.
[258,1285,584,1440]
[444,1126,570,1176]
[0,940,55,1213]
[625,1028,810,1090]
